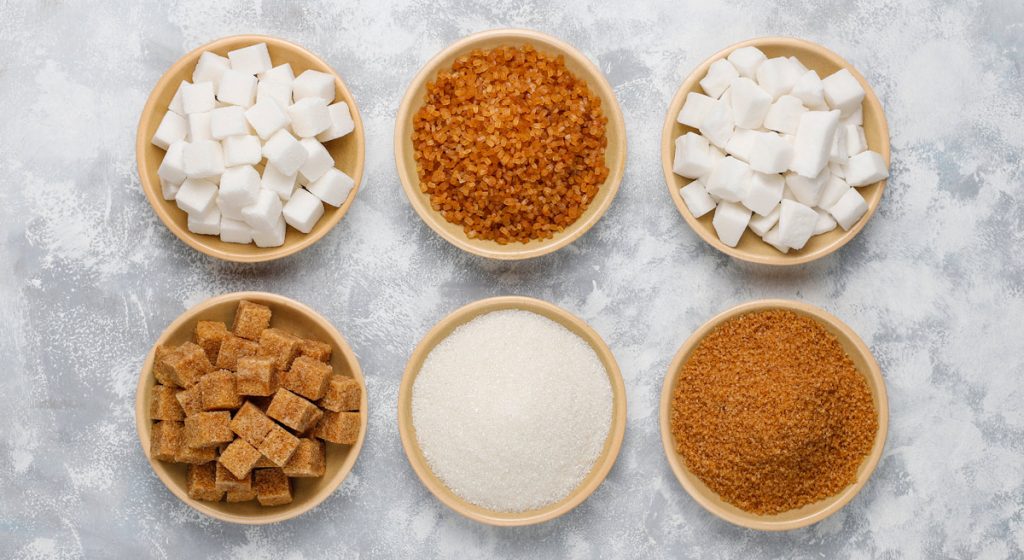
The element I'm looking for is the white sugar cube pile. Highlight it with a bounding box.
[152,42,356,247]
[673,46,888,253]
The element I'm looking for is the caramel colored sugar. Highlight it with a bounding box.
[412,45,609,244]
[670,310,878,515]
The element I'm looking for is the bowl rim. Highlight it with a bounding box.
[393,27,628,260]
[136,34,366,263]
[397,295,627,526]
[134,291,368,524]
[660,36,891,266]
[658,298,889,530]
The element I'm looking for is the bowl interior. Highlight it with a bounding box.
[137,35,365,263]
[659,299,888,530]
[135,292,368,524]
[662,37,891,265]
[398,296,627,526]
[395,29,627,260]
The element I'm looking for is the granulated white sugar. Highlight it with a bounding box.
[412,309,613,513]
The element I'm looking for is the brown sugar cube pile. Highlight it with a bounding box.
[184,411,233,448]
[215,462,252,493]
[236,356,279,397]
[216,335,260,371]
[230,401,276,446]
[320,375,361,412]
[257,424,300,467]
[175,442,217,464]
[284,438,326,477]
[219,439,262,479]
[281,356,332,401]
[150,420,183,462]
[187,463,224,502]
[160,342,214,387]
[314,411,360,445]
[194,320,229,363]
[297,338,331,362]
[233,300,271,340]
[199,370,242,411]
[255,468,292,506]
[150,385,185,420]
[258,328,301,371]
[267,388,321,432]
[175,384,204,416]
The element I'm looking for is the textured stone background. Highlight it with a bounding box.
[1,0,1022,558]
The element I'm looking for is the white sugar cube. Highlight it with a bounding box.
[788,56,809,75]
[187,111,212,142]
[828,187,869,230]
[245,98,290,139]
[829,126,848,163]
[785,167,829,207]
[228,43,272,75]
[259,63,294,85]
[727,46,767,79]
[221,134,262,167]
[790,110,840,178]
[220,217,253,244]
[822,69,865,117]
[790,70,826,109]
[778,199,818,250]
[679,180,717,218]
[160,178,180,201]
[252,215,287,248]
[287,98,332,138]
[676,92,717,129]
[316,102,355,142]
[217,195,245,221]
[282,188,325,234]
[725,128,759,163]
[241,188,284,231]
[814,208,838,235]
[762,95,807,135]
[712,201,752,247]
[729,77,772,129]
[699,59,738,99]
[699,101,735,149]
[700,145,725,182]
[819,174,850,209]
[187,205,221,236]
[307,168,354,207]
[193,52,230,88]
[756,57,801,99]
[742,171,785,216]
[261,165,298,201]
[830,161,846,179]
[209,106,248,140]
[845,124,868,156]
[841,105,863,126]
[257,80,292,110]
[219,164,261,207]
[705,156,752,203]
[217,69,257,108]
[748,133,793,175]
[175,178,218,216]
[292,70,335,103]
[782,186,797,201]
[152,111,187,150]
[181,82,216,115]
[158,141,188,184]
[298,138,336,184]
[673,132,712,179]
[263,129,307,176]
[846,150,888,187]
[762,225,790,253]
[719,87,732,107]
[168,81,189,116]
[749,204,780,237]
[183,140,224,179]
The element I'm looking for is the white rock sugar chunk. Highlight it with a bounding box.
[785,167,829,207]
[245,98,291,140]
[257,80,293,111]
[160,178,180,201]
[241,188,284,231]
[763,224,790,253]
[705,156,752,203]
[292,70,335,103]
[183,140,224,179]
[790,110,840,178]
[193,52,230,88]
[749,204,780,237]
[724,128,758,163]
[157,141,188,184]
[221,134,262,167]
[778,199,818,250]
[679,180,717,218]
[814,207,838,235]
[168,81,189,116]
[698,101,735,149]
[822,68,865,117]
[219,216,253,244]
[152,111,187,150]
[790,70,826,109]
[227,43,272,75]
[186,112,212,142]
[181,82,216,115]
[175,178,218,216]
[210,106,248,140]
[282,188,325,234]
[742,172,785,216]
[218,165,261,208]
[316,102,356,142]
[261,165,298,201]
[298,139,336,184]
[819,174,850,209]
[701,145,725,183]
[187,205,221,236]
[287,98,332,138]
[756,57,801,100]
[263,129,307,176]
[841,105,863,126]
[699,59,739,99]
[828,187,869,230]
[729,77,772,129]
[676,92,717,129]
[672,132,712,179]
[712,201,752,247]
[748,132,793,174]
[763,94,807,135]
[307,168,355,207]
[217,69,257,108]
[845,124,868,156]
[259,63,294,85]
[829,127,848,163]
[845,150,889,187]
[727,46,767,79]
[252,215,287,248]
[830,161,847,179]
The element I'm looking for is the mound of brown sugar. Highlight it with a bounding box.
[412,45,609,244]
[670,309,877,515]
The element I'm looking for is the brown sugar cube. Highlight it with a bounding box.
[233,300,272,341]
[230,401,276,446]
[226,487,258,502]
[215,335,259,371]
[175,384,204,417]
[175,442,217,464]
[266,388,321,432]
[297,338,332,363]
[150,420,183,462]
[283,438,326,478]
[194,320,229,363]
[236,357,279,397]
[254,468,292,506]
[314,411,360,445]
[153,345,182,387]
[257,328,302,371]
[319,375,361,412]
[281,356,332,401]
[199,370,242,411]
[215,462,252,493]
[254,455,277,468]
[183,411,233,449]
[161,342,213,387]
[187,463,223,502]
[219,438,262,479]
[150,385,185,420]
[257,424,300,467]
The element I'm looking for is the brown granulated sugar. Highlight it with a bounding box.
[670,309,877,515]
[412,45,609,244]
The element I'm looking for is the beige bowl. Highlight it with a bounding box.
[659,299,888,530]
[134,292,367,524]
[136,35,365,263]
[398,296,627,525]
[394,29,627,260]
[662,37,891,265]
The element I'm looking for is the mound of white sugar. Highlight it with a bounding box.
[412,310,613,513]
